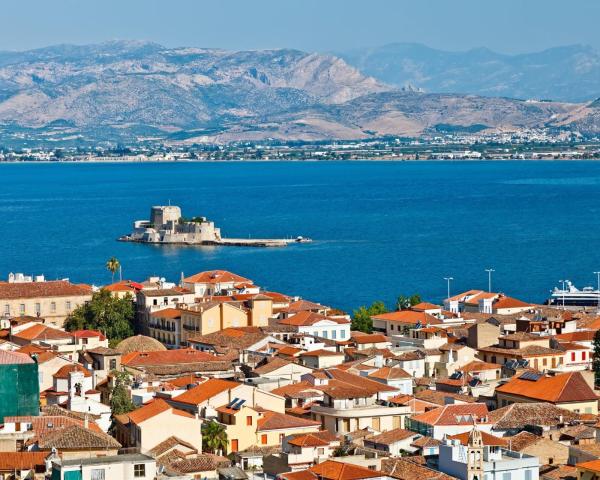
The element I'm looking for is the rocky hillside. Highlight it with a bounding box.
[0,41,598,143]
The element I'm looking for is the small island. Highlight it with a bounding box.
[119,205,311,247]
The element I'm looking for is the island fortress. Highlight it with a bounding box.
[119,205,310,247]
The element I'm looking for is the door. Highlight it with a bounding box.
[65,471,82,480]
[231,439,239,452]
[372,417,381,431]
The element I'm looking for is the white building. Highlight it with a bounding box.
[52,454,156,480]
[438,428,539,480]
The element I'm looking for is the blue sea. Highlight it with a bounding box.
[2,160,600,313]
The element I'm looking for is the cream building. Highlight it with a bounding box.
[0,275,92,327]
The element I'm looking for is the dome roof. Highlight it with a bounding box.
[115,335,166,354]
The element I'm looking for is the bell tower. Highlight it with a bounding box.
[466,427,484,480]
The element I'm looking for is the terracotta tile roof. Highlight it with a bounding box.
[0,349,35,364]
[459,361,502,373]
[502,332,545,341]
[495,371,598,403]
[0,452,49,471]
[121,348,218,367]
[283,299,329,314]
[351,333,389,344]
[494,296,531,309]
[71,329,106,340]
[299,349,343,357]
[142,287,192,297]
[310,460,384,480]
[414,390,476,405]
[447,290,485,302]
[13,324,73,342]
[540,465,577,480]
[164,374,205,389]
[159,452,230,474]
[410,436,441,448]
[86,346,121,355]
[372,310,441,325]
[411,302,442,311]
[489,402,585,429]
[278,346,304,356]
[103,280,141,293]
[555,331,596,342]
[288,433,331,447]
[279,311,349,327]
[279,471,318,480]
[365,428,417,445]
[126,398,195,424]
[37,423,121,449]
[368,366,411,381]
[0,280,92,299]
[261,291,292,302]
[448,430,508,446]
[53,363,91,378]
[576,460,600,473]
[478,344,564,357]
[320,368,397,399]
[16,344,48,354]
[172,378,240,405]
[271,381,324,399]
[254,357,297,375]
[149,435,198,457]
[380,457,456,480]
[257,410,320,431]
[188,327,267,349]
[115,335,167,354]
[183,270,251,284]
[505,431,541,451]
[150,308,183,319]
[411,403,490,426]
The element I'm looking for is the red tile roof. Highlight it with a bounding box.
[127,398,195,424]
[0,349,35,365]
[71,329,106,340]
[121,348,218,367]
[495,371,598,403]
[0,452,49,471]
[257,410,320,431]
[448,430,508,446]
[368,366,411,381]
[150,308,183,319]
[183,270,251,284]
[279,311,349,327]
[13,324,73,341]
[411,403,490,426]
[172,378,240,405]
[310,460,384,480]
[0,280,92,299]
[372,310,441,325]
[288,433,331,447]
[53,363,91,378]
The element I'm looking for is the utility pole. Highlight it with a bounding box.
[559,279,566,309]
[485,268,495,293]
[444,277,454,301]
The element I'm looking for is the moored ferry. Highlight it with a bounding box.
[546,280,600,308]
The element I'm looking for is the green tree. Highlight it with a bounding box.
[396,294,422,310]
[110,371,136,416]
[64,289,134,346]
[351,301,388,333]
[106,257,121,283]
[593,330,600,387]
[202,420,228,454]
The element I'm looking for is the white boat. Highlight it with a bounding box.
[546,280,600,307]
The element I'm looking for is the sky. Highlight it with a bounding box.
[1,0,599,54]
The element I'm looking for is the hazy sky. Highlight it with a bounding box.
[2,0,599,53]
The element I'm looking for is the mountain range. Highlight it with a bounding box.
[0,41,598,144]
[339,43,600,103]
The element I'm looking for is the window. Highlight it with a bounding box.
[65,301,72,311]
[109,359,117,370]
[582,351,587,361]
[20,304,25,314]
[571,352,576,362]
[261,434,268,445]
[50,302,56,313]
[502,472,511,480]
[322,331,328,339]
[525,470,532,480]
[543,358,547,367]
[134,464,146,478]
[35,303,41,314]
[246,416,253,426]
[4,304,9,315]
[340,330,346,339]
[317,448,325,455]
[279,433,285,442]
[332,330,337,340]
[91,469,106,480]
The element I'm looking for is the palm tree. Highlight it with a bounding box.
[106,257,121,283]
[202,420,228,455]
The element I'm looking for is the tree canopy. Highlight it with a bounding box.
[396,294,422,310]
[64,289,134,346]
[202,420,228,454]
[110,370,136,416]
[351,300,388,333]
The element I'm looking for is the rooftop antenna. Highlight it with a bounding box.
[485,268,495,293]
